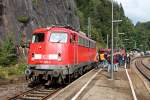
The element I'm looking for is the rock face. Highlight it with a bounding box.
[0,0,79,44]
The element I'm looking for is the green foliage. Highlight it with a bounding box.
[135,22,150,51]
[32,0,38,5]
[0,37,17,66]
[0,67,9,79]
[0,63,27,79]
[76,0,135,49]
[32,0,40,8]
[17,16,29,24]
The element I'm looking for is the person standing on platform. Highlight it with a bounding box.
[107,51,119,72]
[99,50,105,68]
[113,53,118,71]
[94,51,99,69]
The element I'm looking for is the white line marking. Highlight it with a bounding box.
[125,63,137,100]
[48,69,96,100]
[71,69,102,100]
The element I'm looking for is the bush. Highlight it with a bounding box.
[0,37,17,66]
[0,68,8,79]
[32,0,39,6]
[32,0,37,4]
[17,16,29,24]
[0,63,27,79]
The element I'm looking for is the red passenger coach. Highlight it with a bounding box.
[26,26,96,86]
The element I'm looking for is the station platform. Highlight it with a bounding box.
[50,67,134,100]
[75,68,133,100]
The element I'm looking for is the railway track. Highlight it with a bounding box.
[135,59,150,81]
[8,86,61,100]
[7,66,94,100]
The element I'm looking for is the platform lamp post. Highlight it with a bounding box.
[88,17,91,37]
[107,34,109,49]
[118,33,125,48]
[110,0,122,80]
[110,0,114,80]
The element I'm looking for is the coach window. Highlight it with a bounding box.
[91,43,94,48]
[87,40,89,47]
[85,39,87,47]
[94,43,96,48]
[82,38,84,46]
[89,41,90,48]
[32,33,45,43]
[80,37,82,45]
[91,42,93,48]
[78,36,81,44]
[83,38,85,46]
[86,40,88,47]
[50,32,68,43]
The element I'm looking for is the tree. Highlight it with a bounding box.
[0,37,17,66]
[75,0,135,49]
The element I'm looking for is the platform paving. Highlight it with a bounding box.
[77,68,133,100]
[50,67,134,100]
[129,59,150,100]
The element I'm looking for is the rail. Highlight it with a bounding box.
[8,86,61,100]
[131,55,150,62]
[135,59,150,81]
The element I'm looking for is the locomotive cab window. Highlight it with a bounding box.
[70,34,76,43]
[50,32,68,43]
[32,33,45,43]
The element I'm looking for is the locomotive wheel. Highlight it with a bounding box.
[83,66,86,74]
[38,74,47,85]
[45,75,52,88]
[79,68,83,76]
[64,74,72,84]
[28,76,38,88]
[57,75,65,85]
[45,76,62,88]
[73,71,78,79]
[45,80,52,88]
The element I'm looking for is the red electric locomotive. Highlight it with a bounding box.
[26,26,96,86]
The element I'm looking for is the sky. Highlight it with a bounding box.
[115,0,150,24]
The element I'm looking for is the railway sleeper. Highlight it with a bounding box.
[18,96,42,100]
[29,92,49,95]
[26,93,46,97]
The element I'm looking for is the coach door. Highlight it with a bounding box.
[73,33,77,65]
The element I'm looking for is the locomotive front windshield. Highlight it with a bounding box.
[50,32,68,43]
[32,33,45,43]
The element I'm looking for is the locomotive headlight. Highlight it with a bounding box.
[48,53,62,61]
[34,54,42,59]
[48,54,58,60]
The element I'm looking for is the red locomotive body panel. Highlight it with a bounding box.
[27,26,96,77]
[28,27,70,65]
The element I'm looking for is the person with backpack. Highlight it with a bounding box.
[99,51,105,68]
